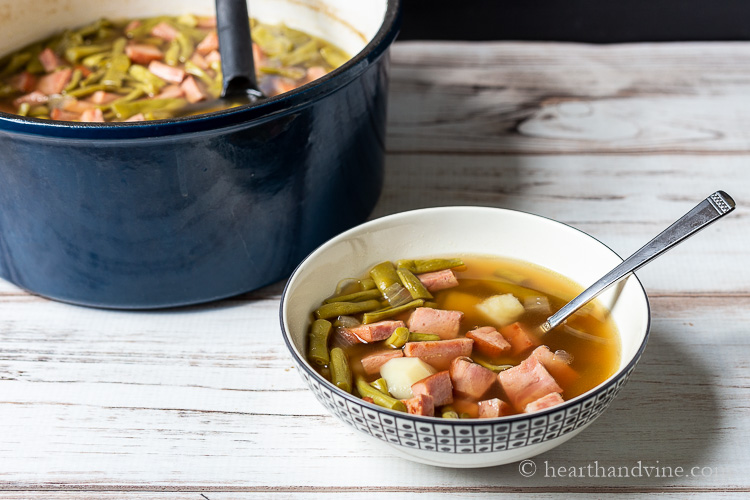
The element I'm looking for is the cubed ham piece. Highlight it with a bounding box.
[126,44,164,65]
[466,326,511,357]
[524,392,565,413]
[10,71,37,93]
[125,20,142,32]
[252,43,266,67]
[197,16,217,28]
[302,65,327,84]
[411,371,453,407]
[531,346,579,386]
[190,52,209,70]
[360,349,404,376]
[150,21,180,41]
[148,61,185,83]
[417,269,459,293]
[124,113,146,122]
[155,84,185,99]
[260,76,298,97]
[196,31,219,55]
[80,108,104,122]
[451,397,480,418]
[497,355,562,411]
[38,48,63,72]
[407,307,464,340]
[478,398,513,418]
[500,322,539,355]
[88,90,119,105]
[50,108,80,121]
[342,320,405,344]
[404,393,435,416]
[403,338,473,371]
[37,68,73,95]
[449,357,497,399]
[205,50,221,65]
[180,76,208,103]
[63,98,97,113]
[12,91,47,107]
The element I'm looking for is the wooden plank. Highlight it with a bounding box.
[387,42,750,154]
[0,296,747,489]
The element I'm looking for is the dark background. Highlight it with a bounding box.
[398,0,750,42]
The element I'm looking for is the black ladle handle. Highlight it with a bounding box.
[216,0,263,100]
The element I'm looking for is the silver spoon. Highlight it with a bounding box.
[540,190,736,334]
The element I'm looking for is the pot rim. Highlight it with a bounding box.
[0,0,401,140]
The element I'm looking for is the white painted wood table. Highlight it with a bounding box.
[1,41,749,498]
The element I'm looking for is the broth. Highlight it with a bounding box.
[306,255,621,418]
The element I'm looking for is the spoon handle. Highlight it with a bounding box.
[216,0,262,99]
[541,191,736,333]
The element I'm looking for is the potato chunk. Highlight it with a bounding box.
[380,357,437,399]
[476,293,525,327]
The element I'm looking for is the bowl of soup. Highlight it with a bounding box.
[280,206,651,468]
[0,0,400,308]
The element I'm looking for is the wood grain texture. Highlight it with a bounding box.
[1,41,749,496]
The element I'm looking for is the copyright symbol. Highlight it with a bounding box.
[519,459,537,477]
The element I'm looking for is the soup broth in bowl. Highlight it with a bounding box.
[281,206,650,467]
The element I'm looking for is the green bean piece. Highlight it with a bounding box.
[355,377,406,412]
[359,278,376,291]
[0,52,32,77]
[25,46,45,74]
[330,348,352,393]
[395,259,416,272]
[320,45,349,68]
[102,38,130,87]
[384,326,410,349]
[252,24,293,56]
[176,33,194,63]
[441,406,459,419]
[128,65,166,95]
[75,18,112,39]
[65,83,112,98]
[184,61,213,87]
[81,69,105,87]
[17,102,30,116]
[28,105,49,117]
[314,299,381,320]
[0,84,16,98]
[279,39,319,67]
[459,413,472,419]
[407,332,441,342]
[111,97,186,120]
[125,16,170,39]
[370,377,389,394]
[64,69,83,92]
[81,52,109,68]
[396,267,433,300]
[323,288,382,304]
[413,258,465,274]
[306,319,332,368]
[65,44,112,64]
[362,299,424,324]
[258,66,306,80]
[369,261,400,295]
[164,41,180,66]
[423,301,439,309]
[474,358,514,373]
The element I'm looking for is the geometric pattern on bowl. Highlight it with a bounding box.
[299,362,638,454]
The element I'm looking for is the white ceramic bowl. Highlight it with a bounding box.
[280,206,651,468]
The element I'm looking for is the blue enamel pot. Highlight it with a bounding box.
[0,0,400,308]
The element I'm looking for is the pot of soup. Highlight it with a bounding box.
[0,0,400,308]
